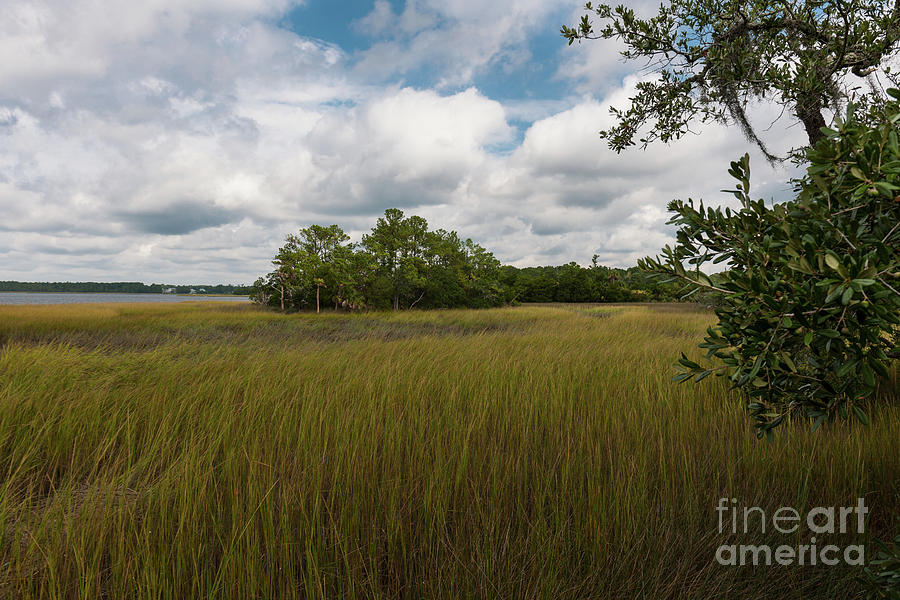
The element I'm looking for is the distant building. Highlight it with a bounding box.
[162,288,176,294]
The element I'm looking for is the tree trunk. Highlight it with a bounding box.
[796,98,827,147]
[280,284,284,312]
[316,286,320,314]
[409,290,426,309]
[393,294,399,311]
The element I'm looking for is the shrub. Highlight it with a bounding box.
[640,91,900,438]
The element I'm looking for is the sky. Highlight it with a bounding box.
[1,0,811,284]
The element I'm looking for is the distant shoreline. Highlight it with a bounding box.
[0,291,250,306]
[0,281,253,295]
[0,291,248,297]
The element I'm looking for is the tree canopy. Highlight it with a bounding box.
[251,210,691,312]
[562,0,900,159]
[640,92,900,437]
[253,210,508,312]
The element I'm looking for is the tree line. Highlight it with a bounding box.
[250,208,691,312]
[0,281,253,295]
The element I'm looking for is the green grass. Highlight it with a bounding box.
[0,302,896,599]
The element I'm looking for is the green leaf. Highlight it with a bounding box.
[862,364,876,388]
[811,414,827,432]
[780,353,797,372]
[695,271,712,287]
[852,405,869,426]
[788,260,814,275]
[870,358,889,378]
[747,354,764,379]
[694,369,714,382]
[836,359,857,377]
[841,286,853,305]
[825,285,844,304]
[875,180,899,195]
[678,353,701,370]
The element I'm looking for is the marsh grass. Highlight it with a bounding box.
[0,302,896,598]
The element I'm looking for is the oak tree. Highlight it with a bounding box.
[562,0,900,159]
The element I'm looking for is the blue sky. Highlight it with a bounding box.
[286,0,572,99]
[0,0,805,283]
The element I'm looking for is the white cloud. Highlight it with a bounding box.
[0,0,818,284]
[0,1,302,94]
[351,0,571,88]
[354,0,396,36]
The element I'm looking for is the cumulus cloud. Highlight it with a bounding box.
[555,0,662,96]
[0,0,815,283]
[1,1,303,99]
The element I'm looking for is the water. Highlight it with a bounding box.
[0,292,250,305]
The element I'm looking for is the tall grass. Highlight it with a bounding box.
[0,302,896,598]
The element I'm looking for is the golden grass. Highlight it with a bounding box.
[0,302,896,598]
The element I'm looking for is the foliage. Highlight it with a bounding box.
[252,209,509,311]
[863,535,900,599]
[277,224,354,312]
[562,0,900,156]
[250,210,711,312]
[363,209,431,310]
[499,260,700,304]
[640,93,900,438]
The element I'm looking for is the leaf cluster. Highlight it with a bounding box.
[252,209,507,311]
[639,92,900,437]
[862,535,900,599]
[562,0,900,154]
